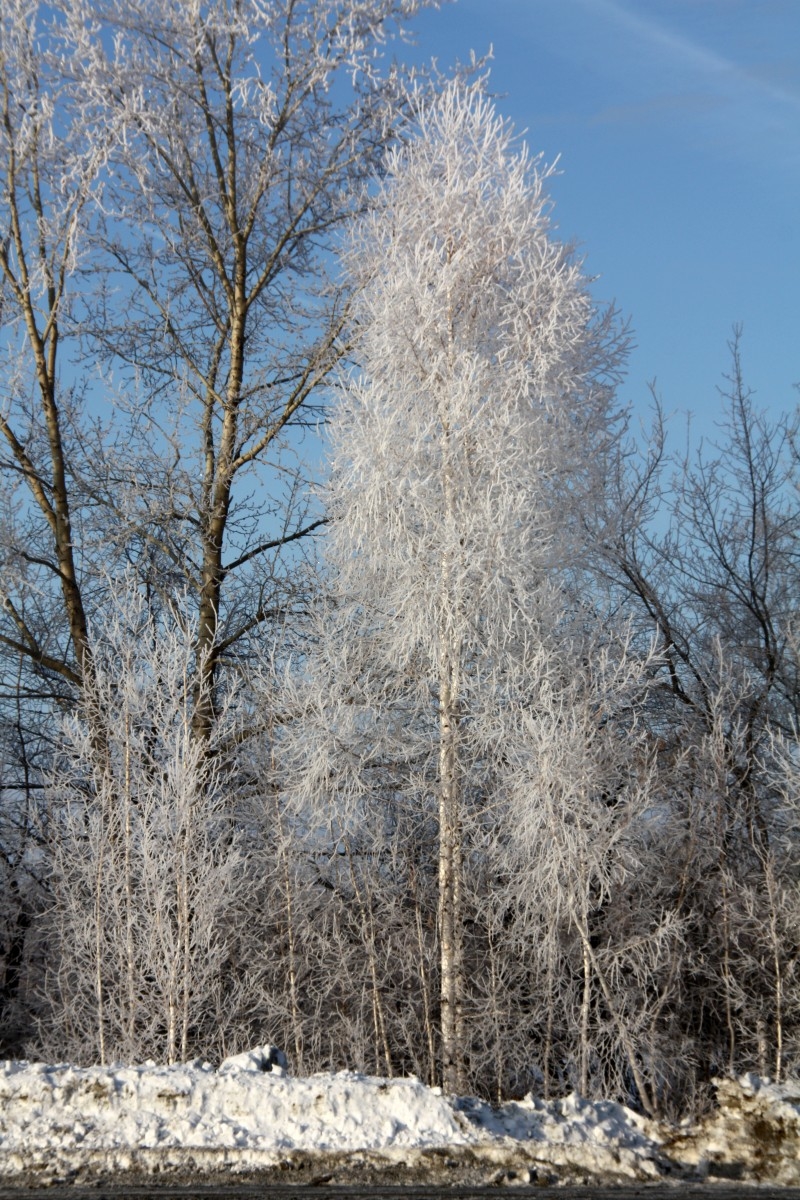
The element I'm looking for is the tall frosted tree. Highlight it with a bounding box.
[281,82,651,1095]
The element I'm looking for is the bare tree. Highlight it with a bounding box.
[62,0,442,739]
[596,330,799,746]
[590,332,800,1101]
[0,2,113,1051]
[0,0,109,697]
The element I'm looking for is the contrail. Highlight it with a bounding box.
[580,0,800,113]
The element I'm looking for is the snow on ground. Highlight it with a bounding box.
[0,1046,670,1187]
[0,1049,470,1161]
[2,1046,798,1187]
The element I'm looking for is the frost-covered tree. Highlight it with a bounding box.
[0,0,440,1054]
[61,0,442,741]
[591,337,800,1098]
[279,82,657,1096]
[0,0,440,728]
[0,0,105,695]
[0,0,110,1049]
[38,581,246,1066]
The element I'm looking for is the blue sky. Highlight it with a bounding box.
[408,0,800,444]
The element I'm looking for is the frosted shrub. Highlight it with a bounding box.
[38,580,246,1065]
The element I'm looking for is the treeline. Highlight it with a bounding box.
[1,1,798,1119]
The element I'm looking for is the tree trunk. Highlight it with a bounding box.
[438,647,465,1094]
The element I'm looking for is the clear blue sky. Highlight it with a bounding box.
[408,0,800,443]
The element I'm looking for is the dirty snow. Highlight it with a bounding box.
[1,1047,796,1186]
[664,1073,800,1185]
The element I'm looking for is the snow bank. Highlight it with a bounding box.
[665,1074,800,1184]
[457,1091,670,1182]
[0,1047,673,1186]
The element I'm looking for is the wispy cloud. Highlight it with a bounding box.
[591,90,724,127]
[568,0,800,174]
[581,0,800,113]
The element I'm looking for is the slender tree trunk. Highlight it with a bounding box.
[720,874,737,1075]
[544,947,555,1101]
[177,770,192,1064]
[123,712,136,1056]
[93,835,107,1067]
[487,926,504,1102]
[573,909,655,1116]
[272,757,304,1071]
[167,993,177,1067]
[0,86,91,689]
[412,881,437,1086]
[438,648,465,1093]
[436,268,468,1095]
[579,897,591,1096]
[763,857,784,1082]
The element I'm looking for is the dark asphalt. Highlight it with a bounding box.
[3,1188,800,1200]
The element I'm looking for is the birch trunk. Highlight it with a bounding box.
[437,652,464,1093]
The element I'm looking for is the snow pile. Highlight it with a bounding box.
[665,1074,800,1184]
[460,1090,655,1147]
[0,1047,673,1185]
[216,1045,289,1074]
[457,1092,669,1182]
[0,1049,467,1181]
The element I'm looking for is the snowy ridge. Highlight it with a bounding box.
[9,1050,800,1187]
[0,1055,469,1155]
[0,1047,671,1186]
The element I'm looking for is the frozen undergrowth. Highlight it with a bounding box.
[1,1047,797,1186]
